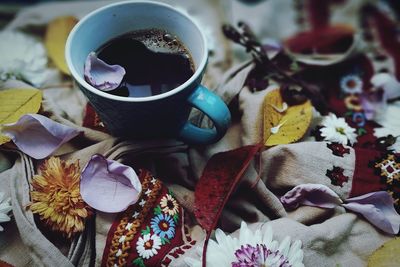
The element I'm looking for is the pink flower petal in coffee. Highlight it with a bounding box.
[280,184,342,210]
[343,191,400,235]
[1,114,80,159]
[84,52,126,91]
[80,154,142,213]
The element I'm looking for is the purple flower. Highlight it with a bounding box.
[232,244,265,267]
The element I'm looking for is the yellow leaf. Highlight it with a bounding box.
[368,237,400,267]
[263,88,312,146]
[45,16,78,75]
[0,88,42,145]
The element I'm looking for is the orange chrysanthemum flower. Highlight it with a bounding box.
[28,157,91,238]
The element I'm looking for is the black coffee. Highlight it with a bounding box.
[96,29,195,97]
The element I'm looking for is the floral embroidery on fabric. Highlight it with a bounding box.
[340,74,363,94]
[374,154,400,185]
[102,170,184,267]
[136,233,162,259]
[370,153,400,213]
[327,142,350,157]
[150,214,176,239]
[326,166,349,187]
[160,194,179,216]
[343,95,368,136]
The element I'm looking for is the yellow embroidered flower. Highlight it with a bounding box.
[28,157,91,238]
[160,194,179,216]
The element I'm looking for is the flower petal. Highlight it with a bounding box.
[371,73,400,100]
[1,114,80,159]
[280,184,343,209]
[84,52,126,91]
[80,154,142,213]
[343,191,400,235]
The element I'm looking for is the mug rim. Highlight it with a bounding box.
[65,0,208,103]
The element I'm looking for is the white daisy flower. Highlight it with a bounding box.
[185,221,304,267]
[160,194,179,216]
[0,31,51,86]
[136,233,161,259]
[340,74,363,94]
[320,113,358,145]
[0,191,12,231]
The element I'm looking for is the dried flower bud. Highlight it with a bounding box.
[222,24,242,43]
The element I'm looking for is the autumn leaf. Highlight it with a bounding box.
[194,144,263,267]
[45,16,78,75]
[0,88,42,145]
[368,237,400,267]
[263,88,312,146]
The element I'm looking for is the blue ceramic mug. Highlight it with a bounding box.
[66,1,230,144]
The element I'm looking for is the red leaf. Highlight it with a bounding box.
[194,143,263,267]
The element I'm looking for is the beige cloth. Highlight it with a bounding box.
[0,0,397,266]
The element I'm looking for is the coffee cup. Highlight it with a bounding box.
[66,0,230,144]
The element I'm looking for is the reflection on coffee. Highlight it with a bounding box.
[96,29,195,97]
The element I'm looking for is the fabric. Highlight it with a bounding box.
[1,0,400,267]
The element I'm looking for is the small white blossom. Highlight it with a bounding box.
[320,113,357,145]
[136,233,161,259]
[0,31,51,86]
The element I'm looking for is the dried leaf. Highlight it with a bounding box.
[0,88,42,145]
[194,144,263,267]
[263,88,312,146]
[45,16,78,75]
[368,238,400,267]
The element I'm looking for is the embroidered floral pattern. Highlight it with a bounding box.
[343,94,368,136]
[326,166,349,187]
[370,153,400,213]
[104,170,162,267]
[150,214,176,239]
[340,74,363,94]
[103,170,184,267]
[374,154,400,185]
[160,194,179,216]
[327,143,351,157]
[136,233,162,259]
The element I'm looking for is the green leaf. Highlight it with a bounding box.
[173,213,179,223]
[154,205,162,215]
[161,237,170,245]
[290,60,300,72]
[168,189,175,197]
[357,128,367,136]
[133,257,145,267]
[141,226,150,236]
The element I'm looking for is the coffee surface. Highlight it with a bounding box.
[97,29,195,97]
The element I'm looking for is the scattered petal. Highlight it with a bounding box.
[1,114,80,159]
[80,154,142,213]
[360,90,386,120]
[280,184,342,210]
[84,52,126,91]
[0,88,42,145]
[371,73,400,100]
[343,191,400,235]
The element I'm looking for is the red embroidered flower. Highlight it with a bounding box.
[327,142,350,157]
[326,166,349,187]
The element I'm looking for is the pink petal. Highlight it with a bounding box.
[80,154,142,213]
[84,52,126,91]
[1,114,80,159]
[343,191,400,235]
[280,184,342,210]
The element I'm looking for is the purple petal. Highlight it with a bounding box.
[1,114,80,159]
[343,191,400,234]
[371,73,400,100]
[360,90,386,120]
[84,52,126,91]
[280,184,342,210]
[80,154,142,213]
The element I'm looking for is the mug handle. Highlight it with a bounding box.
[179,85,231,144]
